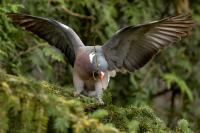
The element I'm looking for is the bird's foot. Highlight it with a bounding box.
[97,98,104,105]
[73,91,81,97]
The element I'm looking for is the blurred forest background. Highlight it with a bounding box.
[0,0,200,132]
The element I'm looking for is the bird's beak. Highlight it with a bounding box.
[99,71,105,81]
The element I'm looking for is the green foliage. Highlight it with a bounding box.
[0,69,182,133]
[42,45,66,64]
[128,120,140,133]
[0,69,120,133]
[162,73,193,102]
[101,105,171,132]
[176,119,193,133]
[91,109,108,119]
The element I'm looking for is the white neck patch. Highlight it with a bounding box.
[89,52,95,63]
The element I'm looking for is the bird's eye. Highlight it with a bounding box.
[93,71,98,77]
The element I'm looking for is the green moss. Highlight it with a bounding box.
[0,69,194,132]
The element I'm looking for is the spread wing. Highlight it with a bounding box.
[7,13,85,66]
[102,14,194,72]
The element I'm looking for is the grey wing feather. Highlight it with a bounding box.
[102,14,194,72]
[7,13,85,66]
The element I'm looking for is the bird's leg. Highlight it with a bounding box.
[95,81,104,105]
[73,70,84,97]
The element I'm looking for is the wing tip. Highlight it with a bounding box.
[6,12,27,23]
[169,13,194,22]
[6,12,20,18]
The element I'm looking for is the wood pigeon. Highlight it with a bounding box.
[7,13,194,104]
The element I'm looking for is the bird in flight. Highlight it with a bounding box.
[7,13,194,104]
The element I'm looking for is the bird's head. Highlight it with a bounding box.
[89,51,108,81]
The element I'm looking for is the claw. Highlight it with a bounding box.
[73,91,80,97]
[97,98,104,105]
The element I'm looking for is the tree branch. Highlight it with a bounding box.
[151,88,171,98]
[61,6,94,20]
[83,103,104,111]
[15,44,45,59]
